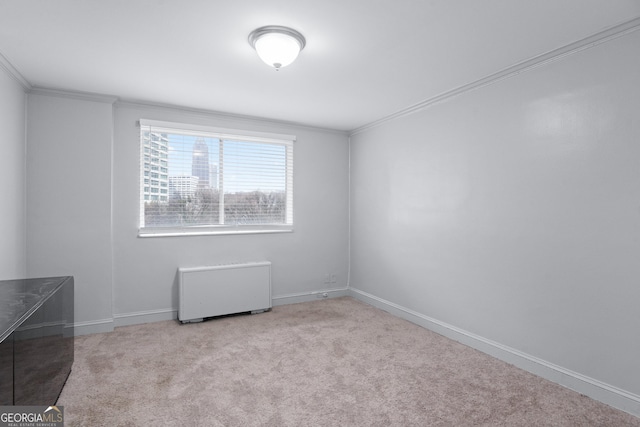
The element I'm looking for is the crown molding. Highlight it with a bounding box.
[24,85,347,136]
[29,86,118,104]
[116,98,348,136]
[25,85,347,135]
[350,16,640,136]
[0,51,31,91]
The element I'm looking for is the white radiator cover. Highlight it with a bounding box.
[178,261,272,323]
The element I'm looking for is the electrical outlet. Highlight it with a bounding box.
[330,274,337,283]
[323,274,331,284]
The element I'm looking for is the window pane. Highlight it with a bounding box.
[222,140,287,225]
[140,122,293,233]
[143,132,220,227]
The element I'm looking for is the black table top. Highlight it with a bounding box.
[0,277,71,342]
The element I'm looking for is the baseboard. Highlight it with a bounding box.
[349,287,640,418]
[273,287,349,306]
[73,318,114,336]
[111,289,349,328]
[114,308,177,328]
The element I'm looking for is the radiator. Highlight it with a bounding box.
[178,261,272,323]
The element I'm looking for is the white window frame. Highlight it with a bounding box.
[138,119,294,237]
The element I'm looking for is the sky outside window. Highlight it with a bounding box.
[167,134,286,193]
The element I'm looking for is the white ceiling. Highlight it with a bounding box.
[1,1,639,132]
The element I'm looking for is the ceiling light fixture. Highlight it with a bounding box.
[248,26,306,70]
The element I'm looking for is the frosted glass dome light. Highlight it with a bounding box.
[249,26,306,70]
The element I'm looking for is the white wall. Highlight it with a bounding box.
[112,103,350,325]
[26,92,114,333]
[349,29,640,408]
[0,67,26,279]
[23,93,349,332]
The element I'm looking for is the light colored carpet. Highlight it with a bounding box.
[58,297,640,426]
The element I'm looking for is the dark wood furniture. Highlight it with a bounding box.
[0,276,74,405]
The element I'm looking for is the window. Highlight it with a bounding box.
[139,119,294,236]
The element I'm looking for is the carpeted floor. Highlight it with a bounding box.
[57,297,640,426]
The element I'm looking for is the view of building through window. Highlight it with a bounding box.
[141,125,292,231]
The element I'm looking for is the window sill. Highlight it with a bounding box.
[138,227,293,238]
